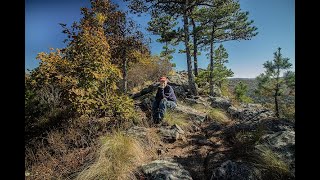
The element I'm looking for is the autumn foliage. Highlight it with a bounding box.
[25,1,149,178]
[127,51,172,91]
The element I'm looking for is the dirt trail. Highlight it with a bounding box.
[154,107,233,180]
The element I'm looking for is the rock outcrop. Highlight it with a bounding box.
[141,159,193,180]
[210,160,261,180]
[158,124,185,143]
[256,128,295,175]
[130,71,294,180]
[227,103,275,121]
[175,104,207,123]
[210,96,232,110]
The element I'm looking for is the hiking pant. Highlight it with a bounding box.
[152,99,177,123]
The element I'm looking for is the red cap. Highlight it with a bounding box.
[159,76,167,82]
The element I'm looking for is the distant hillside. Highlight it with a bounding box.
[228,78,260,101]
[228,78,258,92]
[228,78,294,105]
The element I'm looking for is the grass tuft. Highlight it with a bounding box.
[207,108,230,124]
[76,132,146,180]
[255,145,291,179]
[163,110,190,127]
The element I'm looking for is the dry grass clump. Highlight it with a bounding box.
[76,132,147,180]
[207,108,230,124]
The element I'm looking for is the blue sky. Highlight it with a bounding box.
[26,0,295,78]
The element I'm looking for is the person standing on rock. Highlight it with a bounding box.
[152,76,177,124]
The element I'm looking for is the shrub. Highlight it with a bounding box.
[127,53,172,92]
[26,8,136,120]
[234,81,253,103]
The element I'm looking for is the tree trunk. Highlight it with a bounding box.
[123,56,127,94]
[183,2,198,96]
[165,41,168,58]
[274,92,279,118]
[209,26,215,96]
[274,66,280,118]
[191,18,198,77]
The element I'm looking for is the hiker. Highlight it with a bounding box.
[152,76,177,124]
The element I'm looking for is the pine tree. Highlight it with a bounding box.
[234,81,252,103]
[147,14,178,61]
[196,0,258,96]
[211,44,233,88]
[256,47,293,118]
[195,44,233,95]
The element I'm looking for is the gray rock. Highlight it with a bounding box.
[240,103,263,109]
[191,95,200,99]
[172,124,185,134]
[183,97,209,107]
[171,85,186,98]
[141,160,193,180]
[167,72,195,98]
[223,118,294,141]
[239,108,275,121]
[210,160,261,180]
[261,119,294,132]
[184,98,199,104]
[227,106,242,119]
[226,103,275,121]
[175,104,207,123]
[159,128,179,143]
[210,97,232,110]
[257,129,295,170]
[168,73,188,86]
[127,126,148,139]
[222,118,295,177]
[126,126,154,148]
[158,125,185,143]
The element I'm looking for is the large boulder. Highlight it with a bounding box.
[227,104,275,121]
[141,159,193,180]
[168,73,188,86]
[126,126,157,149]
[175,104,207,123]
[210,160,261,180]
[171,85,187,98]
[210,97,232,110]
[168,72,205,98]
[158,124,185,143]
[227,106,241,118]
[126,126,149,140]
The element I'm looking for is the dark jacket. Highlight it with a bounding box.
[155,85,177,103]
